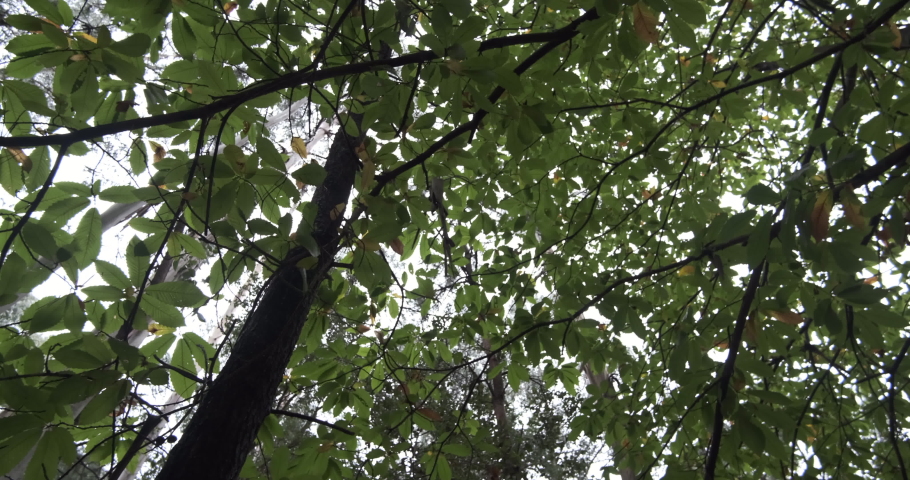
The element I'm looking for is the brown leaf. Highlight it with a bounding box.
[417,408,442,421]
[290,136,307,158]
[889,21,902,48]
[744,310,759,345]
[6,148,32,172]
[355,324,371,333]
[388,237,405,256]
[632,2,659,44]
[810,191,832,243]
[116,101,136,113]
[223,1,238,14]
[769,310,804,326]
[355,142,370,162]
[149,141,166,163]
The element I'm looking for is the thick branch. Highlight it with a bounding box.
[0,23,600,149]
[704,263,764,480]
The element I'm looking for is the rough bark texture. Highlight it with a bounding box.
[154,116,363,480]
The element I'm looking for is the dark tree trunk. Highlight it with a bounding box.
[154,116,363,480]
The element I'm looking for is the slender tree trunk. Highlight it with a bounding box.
[155,116,362,480]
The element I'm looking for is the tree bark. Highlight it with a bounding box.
[154,115,362,480]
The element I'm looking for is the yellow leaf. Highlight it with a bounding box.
[223,1,238,14]
[679,56,690,67]
[360,160,375,192]
[677,265,696,276]
[811,191,832,242]
[769,310,804,326]
[710,80,726,88]
[75,32,97,43]
[632,2,659,44]
[864,276,879,285]
[360,238,381,251]
[148,324,176,335]
[291,137,308,158]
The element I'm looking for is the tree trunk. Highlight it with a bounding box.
[154,116,362,480]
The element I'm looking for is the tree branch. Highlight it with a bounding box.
[269,408,355,436]
[704,263,764,480]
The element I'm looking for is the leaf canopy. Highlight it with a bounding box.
[1,0,910,478]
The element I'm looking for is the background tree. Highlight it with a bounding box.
[1,0,910,479]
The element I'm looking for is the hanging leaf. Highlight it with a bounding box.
[291,136,308,158]
[632,2,659,44]
[810,191,832,243]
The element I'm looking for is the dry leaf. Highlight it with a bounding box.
[445,59,463,74]
[863,276,879,285]
[889,21,902,48]
[706,53,717,63]
[6,148,32,173]
[116,101,136,112]
[182,192,198,201]
[148,324,176,335]
[811,190,832,243]
[632,2,659,44]
[356,324,371,333]
[679,56,690,67]
[149,141,166,163]
[388,237,405,256]
[291,136,308,158]
[417,408,442,421]
[710,80,726,88]
[355,142,371,162]
[223,1,238,14]
[744,310,759,344]
[769,309,804,326]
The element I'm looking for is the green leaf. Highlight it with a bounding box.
[746,213,773,268]
[139,293,186,327]
[745,184,779,206]
[292,162,328,186]
[109,33,152,57]
[94,260,132,290]
[172,15,198,59]
[72,207,102,268]
[145,281,207,307]
[78,379,131,424]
